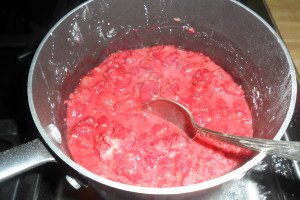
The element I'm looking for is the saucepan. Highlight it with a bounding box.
[0,0,297,199]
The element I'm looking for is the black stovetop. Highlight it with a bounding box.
[0,0,300,199]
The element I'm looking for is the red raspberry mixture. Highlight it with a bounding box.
[66,45,253,187]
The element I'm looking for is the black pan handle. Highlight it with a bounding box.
[0,139,55,182]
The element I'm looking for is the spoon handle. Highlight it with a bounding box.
[194,124,300,161]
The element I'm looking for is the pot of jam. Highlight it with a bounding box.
[0,0,296,199]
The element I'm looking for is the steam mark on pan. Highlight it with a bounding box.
[70,21,83,43]
[96,21,106,41]
[82,5,91,21]
[107,28,116,38]
[38,61,50,90]
[144,5,149,25]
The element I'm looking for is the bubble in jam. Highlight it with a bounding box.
[66,45,253,187]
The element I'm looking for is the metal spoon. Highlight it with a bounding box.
[143,99,300,161]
